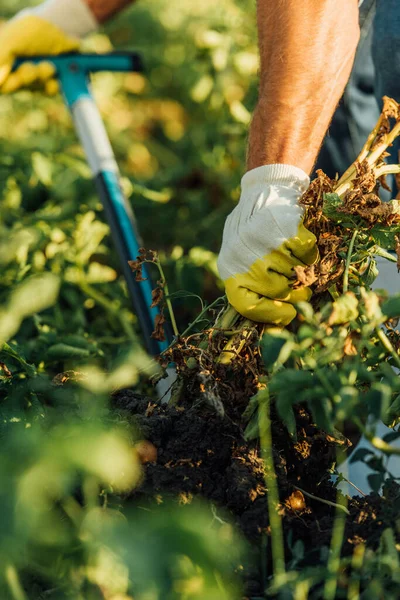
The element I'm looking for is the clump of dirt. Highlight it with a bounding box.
[112,390,400,598]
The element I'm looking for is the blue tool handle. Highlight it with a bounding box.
[13,51,143,75]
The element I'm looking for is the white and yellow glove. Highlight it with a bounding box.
[0,0,98,94]
[217,164,318,325]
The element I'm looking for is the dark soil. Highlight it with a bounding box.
[112,389,400,598]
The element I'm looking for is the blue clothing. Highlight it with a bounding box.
[317,0,400,189]
[373,0,400,103]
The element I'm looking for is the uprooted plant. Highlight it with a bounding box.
[147,97,400,447]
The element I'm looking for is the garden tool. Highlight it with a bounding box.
[13,52,171,362]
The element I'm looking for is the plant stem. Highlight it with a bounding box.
[294,485,350,515]
[323,500,347,600]
[161,296,225,355]
[347,544,365,600]
[258,389,286,581]
[335,112,384,193]
[217,319,255,365]
[148,259,179,338]
[374,164,400,178]
[375,326,400,370]
[78,281,137,342]
[366,121,400,168]
[353,417,400,457]
[5,565,27,600]
[323,448,348,600]
[343,229,359,294]
[316,370,341,404]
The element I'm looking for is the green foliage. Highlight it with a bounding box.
[2,1,400,598]
[0,1,258,597]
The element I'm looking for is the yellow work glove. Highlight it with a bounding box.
[0,0,98,94]
[217,164,318,325]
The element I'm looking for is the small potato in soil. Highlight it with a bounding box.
[134,440,158,464]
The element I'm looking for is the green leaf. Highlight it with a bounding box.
[295,302,315,322]
[243,412,260,441]
[373,246,397,262]
[382,431,400,444]
[32,152,53,187]
[322,193,344,220]
[370,225,400,250]
[87,263,117,284]
[241,393,260,422]
[349,447,374,464]
[0,275,60,342]
[269,370,314,395]
[261,329,294,370]
[309,396,333,433]
[56,153,92,179]
[367,473,384,493]
[364,383,392,421]
[383,394,400,428]
[46,344,91,361]
[382,294,400,318]
[275,395,297,439]
[167,290,204,311]
[360,258,379,287]
[328,292,359,325]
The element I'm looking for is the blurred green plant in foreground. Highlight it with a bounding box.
[0,2,255,597]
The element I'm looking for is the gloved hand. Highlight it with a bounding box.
[0,0,97,94]
[217,164,318,325]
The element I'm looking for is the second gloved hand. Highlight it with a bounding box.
[0,0,98,94]
[217,164,318,325]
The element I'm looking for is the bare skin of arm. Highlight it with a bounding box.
[248,0,360,174]
[85,0,359,174]
[84,0,135,23]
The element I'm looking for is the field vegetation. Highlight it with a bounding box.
[2,2,400,599]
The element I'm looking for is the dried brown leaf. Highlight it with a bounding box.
[343,333,358,356]
[128,259,147,282]
[396,235,400,273]
[379,173,392,192]
[151,312,166,341]
[0,362,12,378]
[151,286,164,308]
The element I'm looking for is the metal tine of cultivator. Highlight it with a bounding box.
[12,52,170,361]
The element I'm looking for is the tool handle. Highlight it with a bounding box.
[13,51,143,75]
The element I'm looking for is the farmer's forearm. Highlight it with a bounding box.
[248,0,360,174]
[84,0,135,23]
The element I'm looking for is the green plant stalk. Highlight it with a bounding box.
[148,258,179,338]
[217,319,255,365]
[354,419,400,455]
[375,326,400,370]
[323,492,348,600]
[5,565,27,600]
[294,579,311,600]
[343,229,359,294]
[78,281,137,342]
[258,389,286,580]
[347,543,365,600]
[315,370,342,405]
[161,297,225,356]
[294,485,350,516]
[335,112,385,191]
